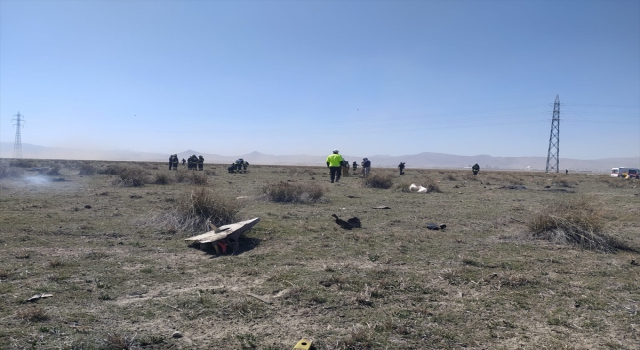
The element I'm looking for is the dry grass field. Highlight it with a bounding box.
[1,159,639,350]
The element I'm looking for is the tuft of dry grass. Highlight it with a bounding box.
[46,164,61,176]
[16,307,49,322]
[526,196,633,253]
[0,163,24,178]
[48,259,64,268]
[0,268,11,279]
[363,173,393,189]
[188,171,209,185]
[103,333,137,350]
[146,187,242,233]
[97,164,128,175]
[113,166,148,187]
[262,181,324,202]
[77,162,97,175]
[152,172,172,185]
[9,159,34,168]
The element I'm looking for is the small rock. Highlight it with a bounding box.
[172,331,183,338]
[84,205,92,209]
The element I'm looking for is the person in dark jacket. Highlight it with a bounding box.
[361,158,371,177]
[398,162,405,175]
[472,163,480,175]
[198,155,204,171]
[171,154,179,170]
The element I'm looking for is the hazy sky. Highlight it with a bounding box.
[1,0,639,159]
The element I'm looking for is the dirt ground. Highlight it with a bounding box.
[1,159,639,349]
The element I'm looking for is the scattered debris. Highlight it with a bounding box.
[185,217,260,254]
[409,183,429,193]
[544,185,551,188]
[331,214,361,230]
[347,217,361,228]
[52,177,66,182]
[426,223,447,230]
[545,188,575,193]
[129,195,142,199]
[84,205,92,209]
[244,292,272,304]
[632,260,639,266]
[172,331,183,338]
[236,196,248,199]
[294,339,312,350]
[26,293,53,302]
[346,195,360,198]
[372,206,390,209]
[500,185,527,190]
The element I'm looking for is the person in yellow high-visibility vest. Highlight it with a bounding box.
[326,149,344,183]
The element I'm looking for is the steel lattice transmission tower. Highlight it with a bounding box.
[545,96,560,173]
[12,112,26,159]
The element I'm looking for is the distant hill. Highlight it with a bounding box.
[1,142,638,172]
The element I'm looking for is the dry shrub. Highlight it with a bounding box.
[363,173,393,189]
[16,307,49,322]
[422,178,441,193]
[77,162,96,175]
[598,177,630,188]
[46,164,61,176]
[112,166,148,187]
[153,172,172,185]
[9,159,34,168]
[0,163,24,178]
[188,171,209,185]
[463,173,479,181]
[262,181,324,202]
[174,169,189,183]
[341,326,375,349]
[526,196,632,253]
[443,174,457,181]
[394,180,413,192]
[103,333,137,350]
[146,187,241,233]
[97,164,128,175]
[556,179,577,188]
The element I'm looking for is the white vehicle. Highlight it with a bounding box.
[611,167,640,179]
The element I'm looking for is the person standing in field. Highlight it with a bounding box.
[198,155,204,171]
[326,149,344,183]
[342,159,350,177]
[352,161,358,175]
[171,154,179,170]
[168,155,173,170]
[362,158,371,177]
[472,163,480,175]
[398,162,405,175]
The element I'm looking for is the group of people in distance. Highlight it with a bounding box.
[168,154,205,171]
[327,149,482,184]
[168,154,250,173]
[326,149,373,183]
[227,158,249,174]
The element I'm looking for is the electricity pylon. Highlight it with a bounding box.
[12,112,25,159]
[545,96,560,173]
